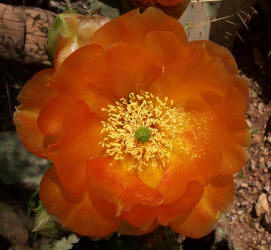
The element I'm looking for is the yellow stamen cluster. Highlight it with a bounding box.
[100,92,184,171]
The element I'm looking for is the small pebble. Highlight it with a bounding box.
[259,157,265,164]
[241,183,249,188]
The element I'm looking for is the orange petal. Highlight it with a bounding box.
[70,44,162,99]
[50,44,104,94]
[117,220,158,236]
[160,0,190,19]
[143,30,186,67]
[137,166,163,189]
[213,87,248,132]
[157,154,199,204]
[52,43,162,103]
[14,69,55,157]
[87,157,163,207]
[158,113,223,204]
[158,182,204,225]
[17,69,55,107]
[189,41,249,106]
[189,40,238,74]
[88,184,119,221]
[90,8,187,49]
[37,94,75,136]
[121,204,158,230]
[49,101,103,195]
[169,175,234,238]
[158,0,184,6]
[149,41,233,111]
[220,144,248,175]
[40,167,121,236]
[232,129,251,147]
[14,109,46,158]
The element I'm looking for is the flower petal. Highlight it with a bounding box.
[50,44,104,94]
[149,41,236,111]
[52,43,162,101]
[158,182,204,225]
[14,69,55,157]
[158,0,184,6]
[143,30,185,67]
[75,44,163,99]
[117,220,158,236]
[213,87,248,132]
[37,94,74,136]
[49,101,103,195]
[137,166,164,189]
[213,88,249,175]
[87,157,163,208]
[121,204,158,230]
[160,0,190,19]
[220,144,248,175]
[189,41,249,106]
[17,69,55,107]
[169,175,234,239]
[189,40,238,74]
[40,167,121,236]
[90,8,187,49]
[159,112,223,204]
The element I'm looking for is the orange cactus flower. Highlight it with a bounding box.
[129,0,190,18]
[14,8,249,239]
[130,0,185,7]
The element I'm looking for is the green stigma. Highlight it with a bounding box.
[135,126,151,143]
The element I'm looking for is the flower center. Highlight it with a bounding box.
[100,92,184,171]
[135,126,151,143]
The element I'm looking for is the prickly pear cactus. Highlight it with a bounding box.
[179,0,255,49]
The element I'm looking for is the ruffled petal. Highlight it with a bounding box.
[121,204,158,230]
[143,30,185,67]
[213,87,248,133]
[213,88,249,175]
[158,0,183,7]
[189,40,238,74]
[40,167,121,236]
[17,69,55,107]
[169,175,234,239]
[49,101,103,195]
[117,220,158,236]
[160,0,190,19]
[52,43,162,101]
[158,182,204,225]
[50,44,104,94]
[220,144,248,175]
[37,94,74,136]
[14,69,55,157]
[187,41,249,107]
[90,8,187,49]
[87,157,163,208]
[149,41,238,111]
[119,182,203,229]
[158,112,223,204]
[137,166,163,189]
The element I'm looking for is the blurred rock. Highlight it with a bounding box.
[0,131,48,186]
[256,193,270,217]
[0,202,28,246]
[262,214,271,233]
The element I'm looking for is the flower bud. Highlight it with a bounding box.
[47,11,110,68]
